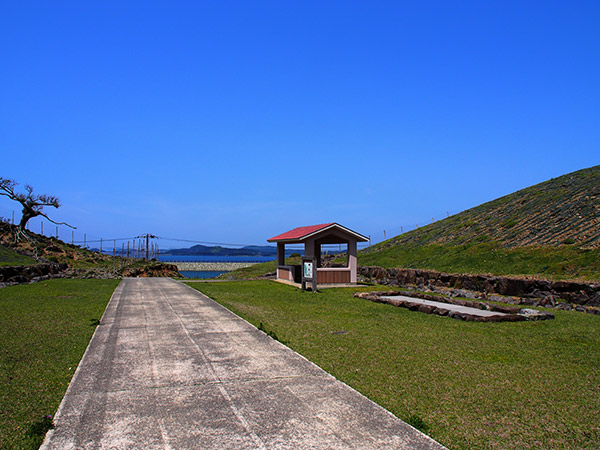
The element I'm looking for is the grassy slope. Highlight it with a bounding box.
[359,241,600,280]
[189,280,600,450]
[0,244,36,267]
[0,278,118,449]
[360,166,600,280]
[0,221,179,277]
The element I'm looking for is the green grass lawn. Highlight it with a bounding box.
[0,278,118,450]
[189,280,600,450]
[0,244,36,267]
[218,255,300,280]
[359,241,600,281]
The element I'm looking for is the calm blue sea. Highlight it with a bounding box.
[159,255,274,279]
[179,270,227,279]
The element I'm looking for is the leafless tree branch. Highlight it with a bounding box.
[0,177,76,236]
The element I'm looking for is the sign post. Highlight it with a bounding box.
[301,256,317,291]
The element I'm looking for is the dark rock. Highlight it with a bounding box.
[418,305,436,314]
[556,303,573,311]
[449,311,466,321]
[490,304,521,314]
[433,308,450,316]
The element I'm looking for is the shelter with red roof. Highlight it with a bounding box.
[267,223,368,285]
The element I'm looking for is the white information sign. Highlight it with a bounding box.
[303,262,313,279]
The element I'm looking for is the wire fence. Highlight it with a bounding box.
[1,205,463,258]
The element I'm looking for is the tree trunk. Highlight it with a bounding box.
[18,208,40,230]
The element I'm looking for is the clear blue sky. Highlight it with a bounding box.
[1,1,598,248]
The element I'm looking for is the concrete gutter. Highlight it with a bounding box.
[42,277,447,449]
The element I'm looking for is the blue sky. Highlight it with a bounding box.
[1,1,598,248]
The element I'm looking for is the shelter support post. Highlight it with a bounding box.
[276,242,285,279]
[348,239,358,283]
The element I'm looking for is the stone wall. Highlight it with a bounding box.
[354,291,554,322]
[171,262,256,271]
[0,263,69,286]
[358,266,600,308]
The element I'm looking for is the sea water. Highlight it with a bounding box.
[178,270,228,279]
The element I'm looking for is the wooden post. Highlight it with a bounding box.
[84,233,87,248]
[41,221,43,234]
[447,211,449,218]
[72,230,74,245]
[127,241,130,258]
[12,211,14,225]
[113,240,116,257]
[56,226,58,239]
[100,238,103,253]
[383,230,386,240]
[401,226,403,234]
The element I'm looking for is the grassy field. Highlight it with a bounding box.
[0,278,118,450]
[189,280,600,450]
[218,255,301,280]
[0,244,36,268]
[358,241,600,281]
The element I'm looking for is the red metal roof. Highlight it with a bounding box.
[268,223,335,242]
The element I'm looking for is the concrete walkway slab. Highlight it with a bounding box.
[42,278,446,449]
[381,295,507,317]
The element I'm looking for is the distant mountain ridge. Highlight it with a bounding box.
[369,165,600,252]
[162,244,281,257]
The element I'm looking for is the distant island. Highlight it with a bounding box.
[161,244,300,257]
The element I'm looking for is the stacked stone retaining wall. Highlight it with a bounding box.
[0,263,69,286]
[358,266,600,308]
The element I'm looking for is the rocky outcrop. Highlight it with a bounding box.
[120,263,181,278]
[0,263,69,286]
[358,266,600,313]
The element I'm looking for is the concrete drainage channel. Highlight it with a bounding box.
[354,291,555,322]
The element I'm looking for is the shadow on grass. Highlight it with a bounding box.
[405,414,430,433]
[28,414,54,440]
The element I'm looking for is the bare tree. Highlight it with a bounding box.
[0,178,76,234]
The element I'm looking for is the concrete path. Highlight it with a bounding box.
[381,295,506,317]
[42,278,446,450]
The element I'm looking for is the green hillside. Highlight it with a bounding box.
[360,166,600,280]
[0,244,36,267]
